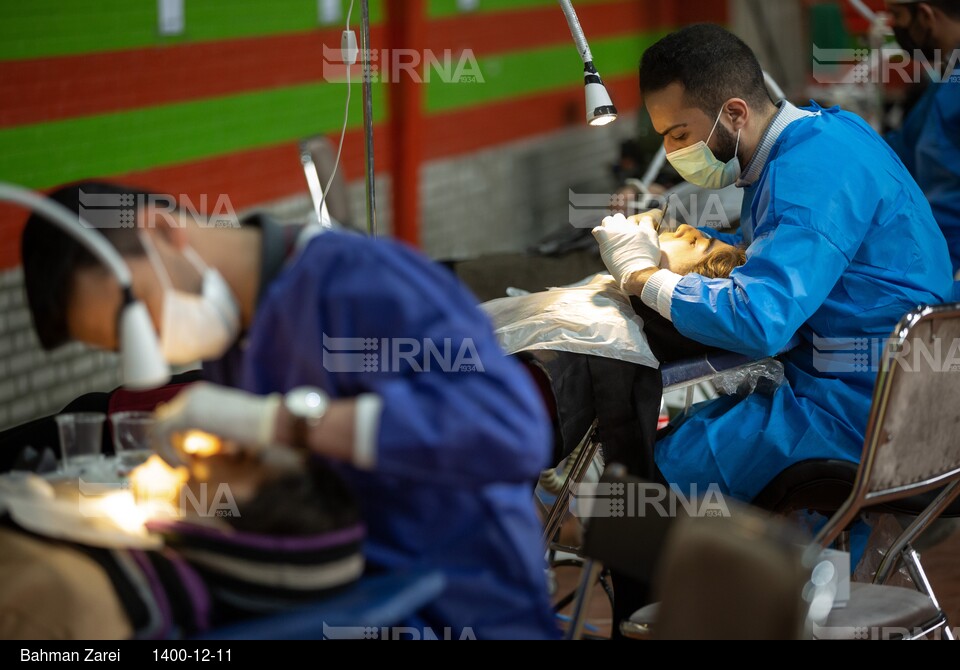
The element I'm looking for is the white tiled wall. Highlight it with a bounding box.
[0,267,121,431]
[0,118,631,431]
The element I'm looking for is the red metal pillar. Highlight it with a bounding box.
[385,0,425,247]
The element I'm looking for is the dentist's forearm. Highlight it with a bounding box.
[622,268,660,297]
[274,395,382,469]
[274,400,356,463]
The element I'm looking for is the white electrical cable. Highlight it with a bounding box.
[318,0,356,228]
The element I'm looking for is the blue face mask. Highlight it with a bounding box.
[666,107,742,189]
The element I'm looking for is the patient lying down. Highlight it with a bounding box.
[0,446,362,639]
[482,225,746,366]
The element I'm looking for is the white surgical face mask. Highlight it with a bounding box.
[139,233,240,365]
[666,107,742,189]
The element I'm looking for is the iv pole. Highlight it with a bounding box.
[360,0,378,237]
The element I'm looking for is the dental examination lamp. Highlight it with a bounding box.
[0,183,170,390]
[558,0,618,126]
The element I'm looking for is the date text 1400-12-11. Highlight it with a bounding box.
[154,650,232,662]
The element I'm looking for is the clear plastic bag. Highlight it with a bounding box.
[712,359,785,397]
[481,274,660,369]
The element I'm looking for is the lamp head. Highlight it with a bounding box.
[118,288,170,390]
[584,61,618,127]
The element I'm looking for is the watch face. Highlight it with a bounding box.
[288,387,329,420]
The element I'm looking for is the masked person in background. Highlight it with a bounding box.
[21,182,558,640]
[884,0,960,277]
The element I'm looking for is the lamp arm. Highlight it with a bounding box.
[0,183,132,287]
[558,0,593,65]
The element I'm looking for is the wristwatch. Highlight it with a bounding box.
[284,387,330,451]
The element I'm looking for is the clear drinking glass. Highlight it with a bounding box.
[55,412,106,471]
[110,411,155,470]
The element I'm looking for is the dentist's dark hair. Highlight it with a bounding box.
[640,24,775,114]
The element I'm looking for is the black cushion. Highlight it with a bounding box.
[753,460,960,518]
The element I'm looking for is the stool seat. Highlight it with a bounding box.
[620,603,658,639]
[625,584,945,640]
[813,583,943,640]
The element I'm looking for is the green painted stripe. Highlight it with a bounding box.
[425,31,663,113]
[428,0,620,19]
[0,0,384,62]
[0,80,385,189]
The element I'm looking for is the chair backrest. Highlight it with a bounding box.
[857,303,960,503]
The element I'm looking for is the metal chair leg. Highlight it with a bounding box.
[541,421,600,546]
[898,545,955,639]
[874,480,960,586]
[901,546,941,606]
[565,560,602,640]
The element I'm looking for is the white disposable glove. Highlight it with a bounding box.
[592,211,663,289]
[150,383,282,465]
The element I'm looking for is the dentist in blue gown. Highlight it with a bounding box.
[144,224,558,638]
[594,25,954,501]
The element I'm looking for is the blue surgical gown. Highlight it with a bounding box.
[886,69,960,274]
[657,104,955,502]
[206,232,558,640]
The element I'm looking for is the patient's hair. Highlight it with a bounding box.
[691,245,747,279]
[227,462,361,536]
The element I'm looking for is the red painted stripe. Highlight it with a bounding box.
[422,72,641,161]
[0,126,389,269]
[427,0,671,57]
[0,27,386,129]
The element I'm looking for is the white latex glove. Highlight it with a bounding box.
[592,211,663,289]
[150,383,282,465]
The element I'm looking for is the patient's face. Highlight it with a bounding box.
[659,225,722,274]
